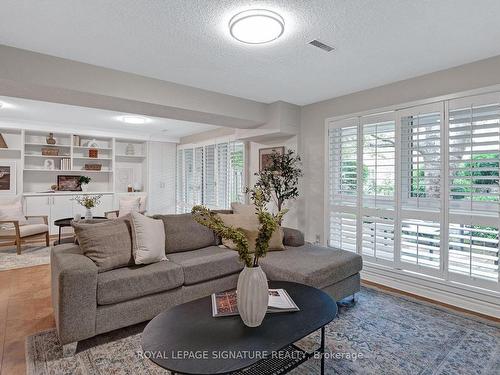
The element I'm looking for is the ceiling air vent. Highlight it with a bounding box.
[309,39,334,52]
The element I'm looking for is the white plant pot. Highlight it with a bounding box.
[85,208,93,220]
[237,266,269,327]
[81,184,88,192]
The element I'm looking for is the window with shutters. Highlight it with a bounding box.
[177,140,245,212]
[327,92,499,292]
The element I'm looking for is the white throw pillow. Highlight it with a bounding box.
[131,212,167,265]
[119,197,141,217]
[0,198,28,229]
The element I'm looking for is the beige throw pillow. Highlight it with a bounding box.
[231,202,256,216]
[218,213,284,252]
[131,212,167,265]
[72,215,134,272]
[119,197,141,217]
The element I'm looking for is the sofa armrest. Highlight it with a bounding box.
[50,244,98,344]
[282,227,305,247]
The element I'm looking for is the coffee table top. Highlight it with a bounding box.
[142,281,337,375]
[53,217,107,226]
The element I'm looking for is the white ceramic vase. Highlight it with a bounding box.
[85,208,93,220]
[81,184,88,192]
[237,266,269,327]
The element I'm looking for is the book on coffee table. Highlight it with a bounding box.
[211,288,300,317]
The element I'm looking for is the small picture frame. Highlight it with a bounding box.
[44,159,55,170]
[57,175,81,191]
[0,161,16,194]
[259,146,285,171]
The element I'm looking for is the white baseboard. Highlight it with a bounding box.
[361,264,500,319]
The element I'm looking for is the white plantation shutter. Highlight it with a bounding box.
[204,144,216,208]
[193,147,204,205]
[401,219,441,270]
[447,94,500,288]
[400,109,442,210]
[176,140,245,212]
[230,142,245,203]
[329,211,357,252]
[176,149,184,213]
[449,99,500,214]
[217,142,230,208]
[329,120,358,206]
[184,149,194,211]
[397,104,444,274]
[361,117,396,209]
[328,118,359,252]
[362,215,394,261]
[449,222,499,283]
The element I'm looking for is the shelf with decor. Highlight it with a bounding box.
[114,139,148,193]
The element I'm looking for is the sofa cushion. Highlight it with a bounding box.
[260,244,363,289]
[97,261,184,305]
[72,216,134,273]
[168,246,243,285]
[152,214,217,253]
[282,227,305,247]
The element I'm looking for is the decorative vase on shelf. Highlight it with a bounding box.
[81,184,88,192]
[236,266,269,328]
[46,133,56,145]
[85,208,93,220]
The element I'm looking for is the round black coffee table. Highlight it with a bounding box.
[53,217,107,245]
[142,281,337,375]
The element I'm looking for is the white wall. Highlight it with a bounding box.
[299,54,500,242]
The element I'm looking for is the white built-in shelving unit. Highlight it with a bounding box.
[0,127,160,234]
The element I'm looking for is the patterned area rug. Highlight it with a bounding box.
[26,287,499,375]
[0,245,50,271]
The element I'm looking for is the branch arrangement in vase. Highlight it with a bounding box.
[252,149,302,222]
[192,189,287,268]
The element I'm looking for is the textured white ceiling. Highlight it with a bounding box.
[0,96,219,141]
[1,0,500,105]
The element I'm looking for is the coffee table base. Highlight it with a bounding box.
[172,327,326,375]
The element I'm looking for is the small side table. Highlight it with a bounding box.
[53,217,107,245]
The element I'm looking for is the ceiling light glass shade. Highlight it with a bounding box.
[120,116,149,124]
[229,9,284,44]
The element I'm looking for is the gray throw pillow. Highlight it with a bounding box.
[152,213,217,253]
[72,216,134,272]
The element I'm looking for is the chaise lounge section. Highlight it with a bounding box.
[51,213,362,353]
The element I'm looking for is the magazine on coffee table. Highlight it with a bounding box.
[211,288,300,317]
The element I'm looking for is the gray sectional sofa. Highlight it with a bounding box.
[51,213,362,352]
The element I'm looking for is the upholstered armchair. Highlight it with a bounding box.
[0,215,49,254]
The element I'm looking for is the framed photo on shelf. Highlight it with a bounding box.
[0,161,16,194]
[57,175,81,191]
[259,146,284,171]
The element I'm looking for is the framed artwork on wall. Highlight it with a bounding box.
[57,175,82,191]
[0,161,16,194]
[259,146,284,171]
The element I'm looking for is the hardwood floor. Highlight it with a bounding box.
[0,264,54,375]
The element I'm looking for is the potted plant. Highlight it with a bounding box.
[78,176,92,192]
[252,149,302,223]
[192,189,287,327]
[73,194,102,220]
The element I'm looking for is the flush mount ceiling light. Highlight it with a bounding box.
[229,9,284,44]
[119,116,149,124]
